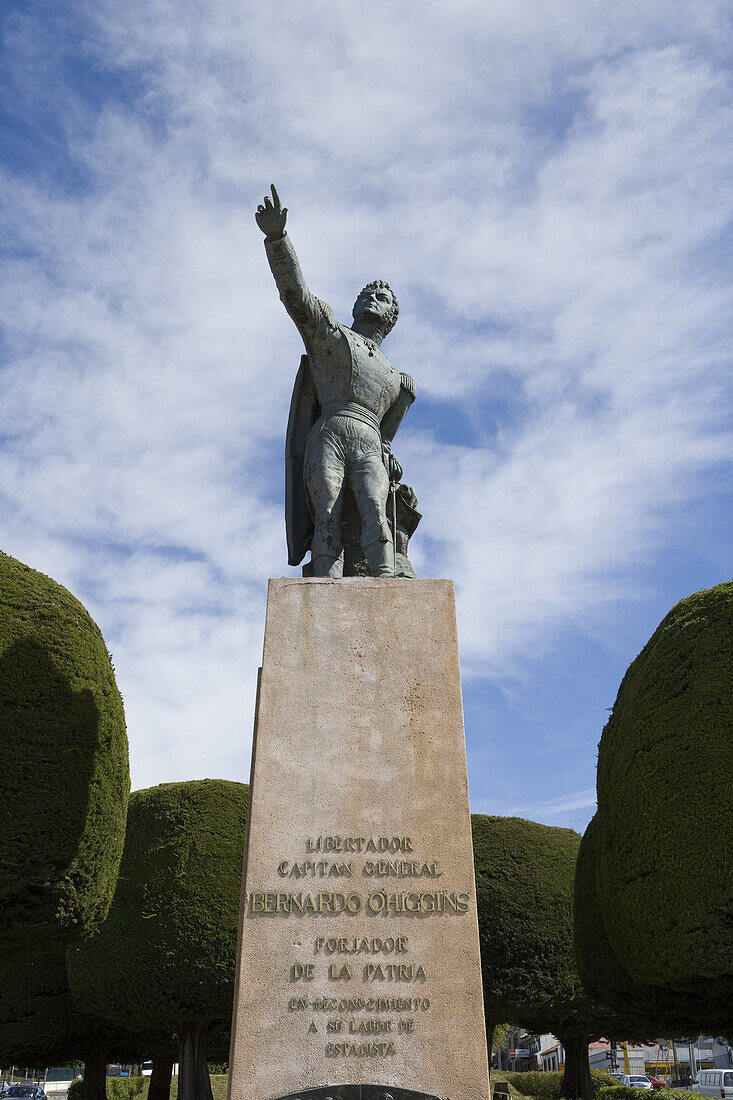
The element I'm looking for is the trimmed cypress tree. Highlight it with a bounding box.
[0,949,75,1066]
[68,780,249,1100]
[0,947,173,1097]
[574,815,716,1035]
[595,582,732,1001]
[473,815,626,1100]
[576,582,733,1028]
[0,553,129,952]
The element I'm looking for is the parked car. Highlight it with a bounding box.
[648,1077,667,1090]
[692,1070,733,1099]
[619,1076,654,1090]
[4,1088,47,1100]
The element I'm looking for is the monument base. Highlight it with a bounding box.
[273,1088,442,1100]
[228,579,489,1100]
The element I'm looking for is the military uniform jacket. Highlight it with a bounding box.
[265,233,414,565]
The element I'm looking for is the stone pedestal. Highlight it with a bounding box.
[228,578,489,1100]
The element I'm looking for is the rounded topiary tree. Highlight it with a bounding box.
[68,780,249,1100]
[0,949,74,1066]
[0,553,129,953]
[0,947,172,1097]
[574,815,714,1035]
[586,582,732,1021]
[577,827,732,1028]
[473,815,626,1100]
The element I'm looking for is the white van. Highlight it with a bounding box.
[692,1070,733,1099]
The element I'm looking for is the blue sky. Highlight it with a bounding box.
[1,0,731,833]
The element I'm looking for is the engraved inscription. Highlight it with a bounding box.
[364,963,426,982]
[328,963,353,980]
[290,963,315,981]
[314,935,408,954]
[307,836,413,852]
[261,835,464,1061]
[363,860,441,878]
[325,1041,397,1057]
[248,889,469,915]
[279,860,354,878]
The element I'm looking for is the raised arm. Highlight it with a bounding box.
[256,185,326,339]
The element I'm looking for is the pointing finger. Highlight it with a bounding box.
[271,184,281,209]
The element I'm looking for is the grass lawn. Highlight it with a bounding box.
[139,1076,228,1100]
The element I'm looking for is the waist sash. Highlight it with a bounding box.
[321,400,381,434]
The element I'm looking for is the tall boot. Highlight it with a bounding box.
[312,554,344,578]
[363,539,394,578]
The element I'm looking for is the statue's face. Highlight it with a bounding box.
[352,284,395,326]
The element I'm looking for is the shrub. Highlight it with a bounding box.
[0,553,129,953]
[598,1090,708,1100]
[574,816,705,1033]
[597,581,732,987]
[474,815,629,1100]
[68,780,249,1100]
[68,1077,145,1100]
[596,1090,650,1100]
[502,1070,616,1100]
[502,1071,562,1097]
[588,1071,619,1097]
[107,1078,144,1100]
[0,946,166,1095]
[577,581,733,1028]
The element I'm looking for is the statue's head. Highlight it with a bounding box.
[352,280,399,336]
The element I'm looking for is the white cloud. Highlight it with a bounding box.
[495,787,597,824]
[1,0,731,800]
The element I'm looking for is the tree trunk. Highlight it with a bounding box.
[559,1033,593,1100]
[485,1020,496,1085]
[146,1057,174,1100]
[80,1050,107,1100]
[178,1023,213,1100]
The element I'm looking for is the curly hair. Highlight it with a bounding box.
[353,279,400,335]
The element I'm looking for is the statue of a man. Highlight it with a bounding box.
[256,185,417,579]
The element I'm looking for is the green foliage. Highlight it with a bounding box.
[588,1071,619,1095]
[491,1023,510,1052]
[136,1074,228,1100]
[574,816,702,1033]
[68,1077,145,1100]
[68,1079,84,1100]
[473,815,622,1038]
[574,814,617,1001]
[0,553,129,952]
[502,1070,563,1098]
[107,1078,144,1100]
[581,581,733,1024]
[501,1070,616,1099]
[0,947,155,1064]
[203,1077,228,1100]
[0,948,75,1063]
[596,1090,649,1100]
[473,815,580,1028]
[597,1090,709,1100]
[68,780,249,1033]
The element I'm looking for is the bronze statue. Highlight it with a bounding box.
[256,185,420,578]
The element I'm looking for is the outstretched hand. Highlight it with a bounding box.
[256,184,287,240]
